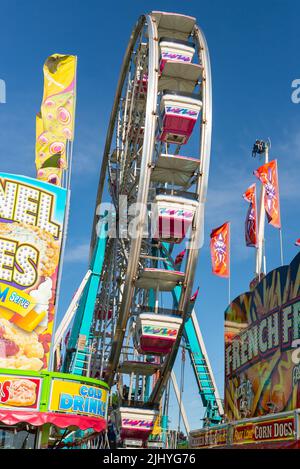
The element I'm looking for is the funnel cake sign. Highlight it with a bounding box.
[225,252,300,420]
[0,173,66,371]
[0,375,41,410]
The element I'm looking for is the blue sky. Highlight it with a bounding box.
[1,0,300,431]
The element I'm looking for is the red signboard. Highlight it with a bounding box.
[189,414,296,449]
[0,375,41,411]
[233,416,295,445]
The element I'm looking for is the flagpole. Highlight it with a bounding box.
[228,222,231,305]
[255,144,269,277]
[277,159,284,266]
[48,140,72,372]
[263,243,267,274]
[279,228,284,266]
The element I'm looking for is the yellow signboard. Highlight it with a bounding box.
[0,173,67,372]
[49,379,108,418]
[0,283,37,318]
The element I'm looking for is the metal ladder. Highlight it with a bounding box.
[189,351,215,395]
[70,345,92,376]
[183,310,224,425]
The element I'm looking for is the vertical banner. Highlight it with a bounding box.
[35,54,77,185]
[243,183,258,247]
[254,159,281,229]
[0,173,66,371]
[210,222,230,278]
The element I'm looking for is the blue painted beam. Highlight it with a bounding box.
[63,215,108,375]
[160,245,222,426]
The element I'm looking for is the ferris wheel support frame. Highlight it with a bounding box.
[171,370,190,434]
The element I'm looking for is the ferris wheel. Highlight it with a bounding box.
[62,10,216,447]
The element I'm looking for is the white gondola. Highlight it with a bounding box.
[136,268,185,291]
[116,407,158,441]
[135,63,148,97]
[158,61,202,94]
[134,313,182,355]
[159,90,202,144]
[159,38,195,72]
[151,153,199,186]
[110,149,118,163]
[152,11,196,41]
[118,360,161,375]
[152,194,198,243]
[128,112,145,142]
[136,73,148,95]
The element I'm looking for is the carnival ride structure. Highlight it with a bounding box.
[60,11,223,447]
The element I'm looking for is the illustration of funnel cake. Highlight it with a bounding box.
[0,378,38,407]
[0,173,67,371]
[0,222,59,331]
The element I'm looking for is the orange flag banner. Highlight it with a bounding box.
[243,183,258,248]
[254,159,281,229]
[210,222,230,278]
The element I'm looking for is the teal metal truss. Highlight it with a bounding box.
[62,216,108,375]
[161,246,223,427]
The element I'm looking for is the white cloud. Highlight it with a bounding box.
[201,126,300,264]
[274,129,300,200]
[64,242,90,263]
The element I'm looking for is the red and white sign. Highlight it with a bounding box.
[233,416,295,445]
[0,375,42,411]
